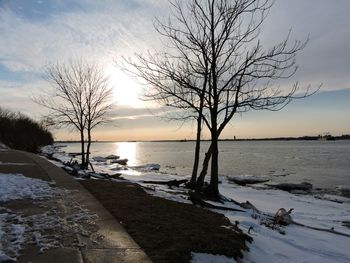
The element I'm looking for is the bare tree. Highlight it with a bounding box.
[126,0,317,199]
[123,55,209,188]
[84,67,113,168]
[36,60,113,168]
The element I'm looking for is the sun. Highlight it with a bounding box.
[105,65,143,108]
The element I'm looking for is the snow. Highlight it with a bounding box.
[0,173,60,202]
[0,173,98,260]
[125,173,350,262]
[0,162,34,166]
[218,182,350,263]
[0,252,15,262]
[0,211,25,260]
[42,145,350,263]
[40,145,56,155]
[0,142,9,151]
[191,252,237,263]
[227,175,270,184]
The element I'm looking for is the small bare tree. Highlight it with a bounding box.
[125,0,317,199]
[84,67,113,168]
[36,60,113,168]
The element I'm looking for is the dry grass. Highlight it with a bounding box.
[81,180,252,263]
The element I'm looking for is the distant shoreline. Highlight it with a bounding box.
[55,134,350,143]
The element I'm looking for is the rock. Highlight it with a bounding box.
[110,158,128,165]
[227,175,270,186]
[62,166,73,172]
[109,173,122,179]
[267,182,313,192]
[343,221,350,229]
[106,155,120,160]
[290,190,309,195]
[274,208,294,225]
[337,186,350,198]
[93,156,107,162]
[68,152,86,157]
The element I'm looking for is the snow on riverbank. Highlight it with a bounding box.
[219,181,350,263]
[122,172,350,262]
[119,174,350,262]
[41,146,350,263]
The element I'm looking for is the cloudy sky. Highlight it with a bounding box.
[0,0,349,140]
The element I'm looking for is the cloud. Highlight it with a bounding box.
[0,0,349,139]
[0,0,166,73]
[259,0,350,91]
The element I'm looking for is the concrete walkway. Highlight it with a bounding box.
[0,150,152,263]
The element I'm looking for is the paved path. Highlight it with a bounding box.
[0,150,152,263]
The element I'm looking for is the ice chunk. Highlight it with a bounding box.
[131,163,160,171]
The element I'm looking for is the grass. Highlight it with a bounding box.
[80,180,252,263]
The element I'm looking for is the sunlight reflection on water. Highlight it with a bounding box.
[113,142,138,166]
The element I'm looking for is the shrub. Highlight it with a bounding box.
[0,107,54,152]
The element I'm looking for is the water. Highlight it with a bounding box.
[57,140,350,188]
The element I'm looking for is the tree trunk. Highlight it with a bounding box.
[86,125,92,170]
[207,3,219,199]
[80,129,86,169]
[195,144,212,192]
[189,116,202,188]
[207,126,219,198]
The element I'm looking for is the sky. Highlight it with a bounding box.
[0,0,349,141]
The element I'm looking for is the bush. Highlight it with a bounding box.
[0,107,54,152]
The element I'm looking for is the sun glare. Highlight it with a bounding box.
[105,65,142,108]
[113,142,138,166]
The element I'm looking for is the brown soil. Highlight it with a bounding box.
[80,180,252,263]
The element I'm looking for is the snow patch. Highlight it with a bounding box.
[0,173,61,202]
[0,142,9,151]
[0,173,99,260]
[0,162,34,166]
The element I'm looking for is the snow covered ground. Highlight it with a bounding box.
[0,142,9,151]
[0,173,98,261]
[41,146,350,263]
[0,173,59,202]
[119,172,350,262]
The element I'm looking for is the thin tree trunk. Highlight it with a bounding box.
[86,124,92,170]
[207,2,219,199]
[189,116,202,188]
[80,129,85,169]
[207,126,219,198]
[195,144,212,192]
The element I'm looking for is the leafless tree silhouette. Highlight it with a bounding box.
[36,60,113,168]
[124,0,317,198]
